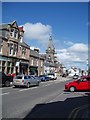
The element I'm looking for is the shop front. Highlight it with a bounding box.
[29,66,38,76]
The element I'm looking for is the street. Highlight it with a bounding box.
[1,77,89,119]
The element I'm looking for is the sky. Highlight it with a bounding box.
[2,2,89,70]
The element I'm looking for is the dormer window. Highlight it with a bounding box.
[10,29,14,38]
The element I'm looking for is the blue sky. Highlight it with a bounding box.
[2,2,88,70]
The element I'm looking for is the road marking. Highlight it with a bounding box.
[0,92,10,96]
[19,87,38,92]
[43,83,53,87]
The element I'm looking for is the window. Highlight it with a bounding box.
[9,44,13,55]
[0,46,2,53]
[20,36,23,43]
[16,76,22,79]
[37,61,38,66]
[28,76,31,79]
[24,76,28,79]
[7,61,11,67]
[41,61,43,67]
[10,29,14,38]
[2,61,6,67]
[31,60,33,65]
[14,29,18,39]
[13,44,17,56]
[0,61,1,66]
[22,47,26,58]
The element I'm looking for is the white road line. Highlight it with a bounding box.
[42,83,53,87]
[19,87,38,92]
[0,92,10,96]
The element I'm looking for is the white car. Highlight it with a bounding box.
[47,73,57,80]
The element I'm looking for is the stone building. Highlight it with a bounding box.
[0,20,30,75]
[29,48,44,76]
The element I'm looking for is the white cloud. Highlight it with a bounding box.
[23,22,52,45]
[56,43,88,69]
[68,43,88,52]
[64,41,74,46]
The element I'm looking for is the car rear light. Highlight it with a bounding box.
[22,80,24,83]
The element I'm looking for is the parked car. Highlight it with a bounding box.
[31,75,41,84]
[47,73,57,80]
[13,75,40,88]
[62,73,67,77]
[0,72,13,87]
[39,75,50,82]
[65,76,90,92]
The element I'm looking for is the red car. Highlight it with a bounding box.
[65,76,90,92]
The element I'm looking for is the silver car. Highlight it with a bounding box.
[13,75,40,88]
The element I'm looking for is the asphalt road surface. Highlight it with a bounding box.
[0,76,89,119]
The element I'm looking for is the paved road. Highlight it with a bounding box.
[0,76,89,119]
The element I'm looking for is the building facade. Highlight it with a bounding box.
[29,48,44,76]
[0,21,30,75]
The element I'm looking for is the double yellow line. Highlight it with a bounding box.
[68,104,89,120]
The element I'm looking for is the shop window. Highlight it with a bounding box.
[12,62,14,66]
[7,61,11,67]
[0,61,1,66]
[0,66,2,71]
[2,67,5,73]
[0,61,2,72]
[11,67,14,74]
[7,67,10,74]
[2,61,6,67]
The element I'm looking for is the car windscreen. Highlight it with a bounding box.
[15,76,23,79]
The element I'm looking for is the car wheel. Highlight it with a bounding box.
[26,83,30,88]
[5,81,10,87]
[69,86,75,92]
[14,85,18,88]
